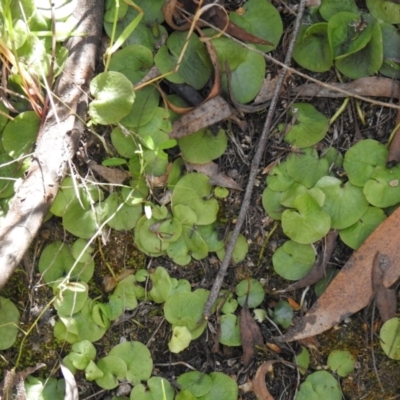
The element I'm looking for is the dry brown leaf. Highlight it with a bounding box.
[0,363,46,400]
[240,294,264,368]
[185,161,242,190]
[254,76,282,104]
[372,253,397,323]
[87,160,131,184]
[169,96,233,139]
[253,361,276,400]
[103,269,135,292]
[281,206,400,342]
[292,77,399,99]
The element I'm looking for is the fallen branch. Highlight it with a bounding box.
[0,0,104,290]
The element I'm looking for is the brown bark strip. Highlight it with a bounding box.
[0,0,104,290]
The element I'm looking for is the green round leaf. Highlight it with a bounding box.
[216,233,248,264]
[367,0,400,23]
[0,153,23,199]
[109,44,153,84]
[155,32,211,90]
[121,86,160,128]
[113,275,138,310]
[282,193,331,244]
[295,347,310,375]
[53,280,89,316]
[85,360,104,381]
[280,183,308,208]
[164,292,204,331]
[343,139,387,186]
[179,128,227,164]
[172,173,219,225]
[262,187,283,220]
[320,0,359,21]
[327,349,356,377]
[89,71,135,125]
[111,126,138,158]
[339,206,386,250]
[210,35,265,103]
[379,23,400,78]
[286,148,329,188]
[95,356,127,390]
[266,163,294,192]
[315,176,369,229]
[149,266,173,303]
[364,165,400,207]
[71,239,93,263]
[335,21,383,79]
[284,103,329,148]
[39,241,94,283]
[296,371,341,400]
[293,23,333,72]
[328,12,375,59]
[229,0,283,52]
[2,111,39,158]
[219,314,241,346]
[380,318,400,359]
[0,297,20,350]
[207,372,238,400]
[272,240,315,281]
[146,377,175,400]
[236,278,264,308]
[169,325,192,353]
[109,341,153,385]
[177,371,213,397]
[273,300,293,329]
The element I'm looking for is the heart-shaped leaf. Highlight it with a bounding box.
[89,71,135,125]
[282,193,331,244]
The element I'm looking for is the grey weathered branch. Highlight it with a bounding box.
[0,0,104,290]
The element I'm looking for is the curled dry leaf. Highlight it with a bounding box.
[0,363,46,399]
[372,253,397,323]
[87,159,131,184]
[170,96,233,139]
[281,206,400,342]
[253,361,276,400]
[240,294,264,368]
[185,161,242,190]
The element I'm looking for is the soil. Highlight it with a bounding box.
[2,1,400,399]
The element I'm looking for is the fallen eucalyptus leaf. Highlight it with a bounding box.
[281,206,400,342]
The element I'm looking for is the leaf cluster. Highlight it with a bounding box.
[293,0,400,78]
[263,139,396,281]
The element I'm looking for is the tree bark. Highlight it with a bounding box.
[0,0,104,290]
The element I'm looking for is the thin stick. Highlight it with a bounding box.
[203,0,308,317]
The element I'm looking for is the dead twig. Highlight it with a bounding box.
[203,0,308,318]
